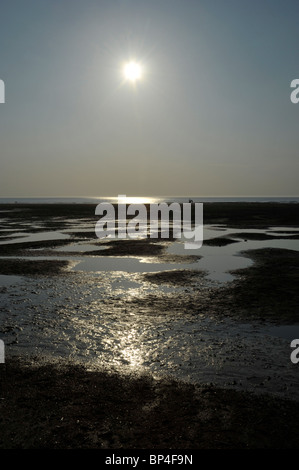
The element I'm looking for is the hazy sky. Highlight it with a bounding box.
[0,0,298,197]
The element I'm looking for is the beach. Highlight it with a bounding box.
[1,201,299,448]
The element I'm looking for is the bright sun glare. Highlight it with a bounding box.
[123,61,142,82]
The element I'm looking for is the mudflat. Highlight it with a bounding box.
[1,357,299,449]
[0,202,299,448]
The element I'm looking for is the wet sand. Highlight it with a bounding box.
[0,202,299,448]
[1,357,299,449]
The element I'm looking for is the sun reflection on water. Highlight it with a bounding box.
[119,327,144,369]
[104,196,159,205]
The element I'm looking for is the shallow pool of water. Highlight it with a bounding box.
[266,325,299,340]
[71,256,198,273]
[0,231,70,245]
[0,274,24,286]
[54,243,107,253]
[167,226,299,282]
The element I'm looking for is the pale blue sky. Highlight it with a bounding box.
[0,0,298,197]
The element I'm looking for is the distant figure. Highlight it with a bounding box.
[189,199,194,204]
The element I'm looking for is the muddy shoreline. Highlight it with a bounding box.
[1,356,299,449]
[0,202,299,448]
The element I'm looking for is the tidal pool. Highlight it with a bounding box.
[167,225,299,282]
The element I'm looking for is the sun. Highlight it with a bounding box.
[123,61,142,82]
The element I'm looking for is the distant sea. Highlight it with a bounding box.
[0,196,298,204]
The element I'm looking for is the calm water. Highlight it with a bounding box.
[0,196,299,204]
